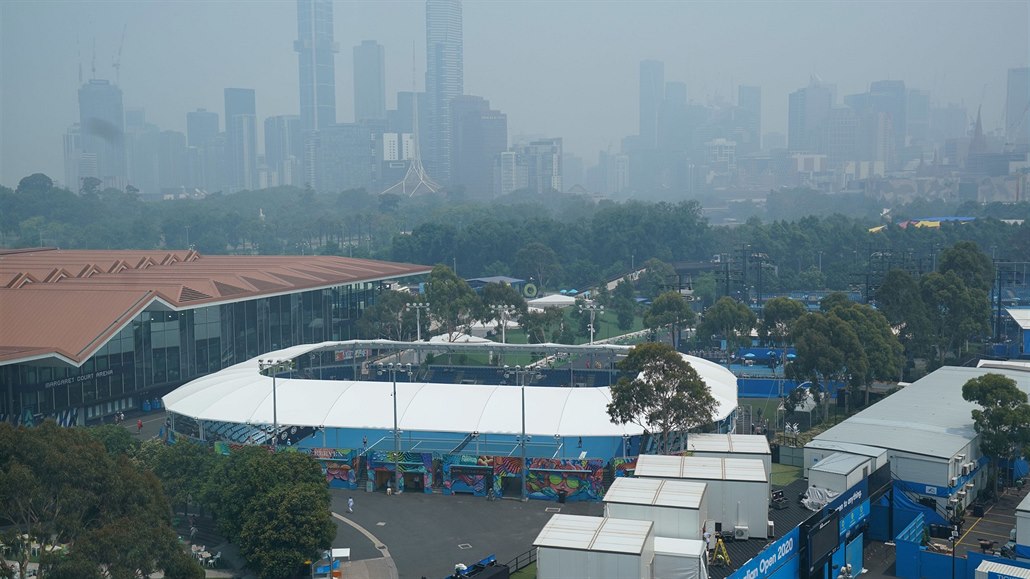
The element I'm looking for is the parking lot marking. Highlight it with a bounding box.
[458,544,472,550]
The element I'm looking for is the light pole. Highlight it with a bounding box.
[950,526,959,579]
[406,301,430,364]
[258,358,293,448]
[579,303,604,344]
[622,434,631,460]
[377,362,412,494]
[490,304,516,344]
[505,364,532,501]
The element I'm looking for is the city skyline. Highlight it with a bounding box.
[1,0,1027,187]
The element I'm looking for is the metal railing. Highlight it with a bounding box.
[505,548,536,573]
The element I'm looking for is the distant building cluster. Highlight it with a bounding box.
[60,1,1030,203]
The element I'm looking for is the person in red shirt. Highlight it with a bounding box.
[137,418,143,434]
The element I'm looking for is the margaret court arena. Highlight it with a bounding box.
[162,339,739,502]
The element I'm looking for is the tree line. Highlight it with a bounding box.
[3,173,1029,297]
[0,422,334,579]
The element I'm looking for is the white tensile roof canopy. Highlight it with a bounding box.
[163,341,738,438]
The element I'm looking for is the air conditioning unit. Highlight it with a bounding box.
[950,477,959,486]
[958,490,967,498]
[966,462,976,472]
[949,497,959,504]
[965,483,975,490]
[768,520,775,538]
[734,525,750,540]
[955,454,966,461]
[961,465,970,476]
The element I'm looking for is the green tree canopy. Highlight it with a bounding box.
[424,264,480,338]
[919,270,991,364]
[938,240,995,293]
[759,296,806,347]
[823,301,904,405]
[607,343,717,455]
[637,258,678,300]
[789,312,867,411]
[962,373,1030,485]
[237,483,335,579]
[698,297,756,354]
[0,422,203,579]
[643,291,696,348]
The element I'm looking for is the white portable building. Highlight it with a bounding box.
[1017,492,1030,555]
[603,477,709,540]
[633,455,769,539]
[803,439,888,478]
[653,537,709,579]
[685,433,772,476]
[974,560,1030,579]
[534,514,655,579]
[807,452,872,494]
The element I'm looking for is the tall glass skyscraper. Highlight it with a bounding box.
[78,79,126,187]
[296,0,337,134]
[425,0,463,185]
[224,88,257,192]
[354,40,386,122]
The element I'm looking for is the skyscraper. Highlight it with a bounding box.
[869,80,906,164]
[225,88,258,192]
[738,86,762,154]
[354,40,386,122]
[296,0,337,133]
[265,115,302,187]
[788,82,833,153]
[1006,67,1030,146]
[639,60,664,149]
[186,109,219,148]
[450,95,507,197]
[77,79,126,188]
[425,0,463,184]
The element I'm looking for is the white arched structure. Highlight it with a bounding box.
[163,341,738,440]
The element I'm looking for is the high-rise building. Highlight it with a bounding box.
[354,40,386,122]
[869,80,907,163]
[738,86,762,154]
[425,0,463,184]
[296,0,337,133]
[225,88,258,192]
[77,79,126,188]
[639,60,664,149]
[186,109,219,148]
[265,115,302,187]
[316,120,386,193]
[788,82,833,153]
[1006,67,1030,146]
[824,106,859,167]
[659,81,689,153]
[906,89,931,146]
[450,95,507,197]
[514,138,562,194]
[494,151,528,196]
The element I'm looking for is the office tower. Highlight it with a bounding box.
[77,79,126,188]
[265,115,302,187]
[316,121,385,193]
[788,82,833,153]
[450,95,507,197]
[514,138,562,194]
[639,60,664,148]
[906,90,931,146]
[824,107,859,167]
[63,124,84,191]
[187,109,219,148]
[296,0,337,133]
[869,80,907,162]
[494,151,528,196]
[354,40,386,122]
[1007,67,1030,146]
[425,0,463,184]
[659,81,689,152]
[738,86,762,153]
[225,88,258,192]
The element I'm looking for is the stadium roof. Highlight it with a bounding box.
[162,341,739,437]
[0,248,430,366]
[814,364,1030,459]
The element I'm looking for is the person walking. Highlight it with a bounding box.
[137,418,143,434]
[347,496,354,513]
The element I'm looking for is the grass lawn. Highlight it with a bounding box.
[771,463,803,487]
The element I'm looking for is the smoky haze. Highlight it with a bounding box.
[1,0,1027,188]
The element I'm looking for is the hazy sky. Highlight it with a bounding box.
[1,0,1028,187]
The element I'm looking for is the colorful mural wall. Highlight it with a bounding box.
[306,448,359,489]
[441,455,606,502]
[612,457,638,477]
[365,450,434,494]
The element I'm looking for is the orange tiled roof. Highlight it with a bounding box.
[0,248,430,366]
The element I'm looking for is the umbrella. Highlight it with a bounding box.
[786,353,797,360]
[744,353,756,359]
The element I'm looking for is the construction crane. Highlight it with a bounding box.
[113,24,127,85]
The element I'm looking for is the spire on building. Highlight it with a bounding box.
[381,46,439,197]
[969,105,987,155]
